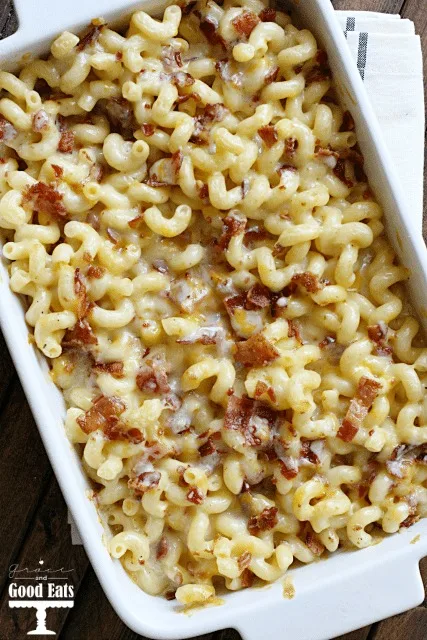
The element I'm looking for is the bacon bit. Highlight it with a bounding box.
[277,164,297,178]
[224,395,278,447]
[144,175,169,188]
[199,183,209,201]
[116,51,123,61]
[77,395,126,435]
[156,537,168,560]
[136,356,170,394]
[315,145,339,159]
[187,487,204,504]
[305,531,325,556]
[258,125,278,148]
[58,130,74,153]
[279,458,298,480]
[319,336,336,349]
[254,381,276,403]
[162,46,184,70]
[240,568,254,588]
[23,182,67,220]
[259,7,276,21]
[128,471,161,494]
[401,514,420,528]
[333,158,353,188]
[74,268,91,319]
[141,123,155,137]
[338,377,381,442]
[32,109,49,132]
[63,319,97,348]
[287,319,302,343]
[102,97,136,140]
[51,164,63,179]
[235,333,280,368]
[264,65,279,85]
[93,361,124,378]
[198,438,216,457]
[171,150,183,178]
[340,110,355,132]
[218,214,247,250]
[87,265,105,279]
[248,506,278,535]
[175,92,201,105]
[172,71,195,88]
[190,102,227,145]
[300,440,320,465]
[285,137,298,157]
[367,323,392,356]
[244,226,270,246]
[199,15,226,48]
[0,115,17,141]
[85,210,100,232]
[165,590,176,601]
[106,227,120,244]
[290,272,322,294]
[246,283,270,309]
[127,428,144,444]
[238,551,252,571]
[232,10,260,37]
[306,50,331,83]
[128,214,144,228]
[76,24,102,51]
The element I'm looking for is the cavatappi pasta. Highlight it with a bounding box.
[1,0,427,605]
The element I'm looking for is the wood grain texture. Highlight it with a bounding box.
[0,0,426,639]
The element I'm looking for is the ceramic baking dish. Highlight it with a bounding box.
[1,0,426,638]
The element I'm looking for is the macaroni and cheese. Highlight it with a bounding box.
[1,0,427,605]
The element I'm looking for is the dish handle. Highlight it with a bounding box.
[236,554,425,640]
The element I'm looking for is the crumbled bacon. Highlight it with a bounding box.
[337,377,381,442]
[162,46,184,70]
[171,149,183,177]
[401,514,420,528]
[51,164,63,179]
[368,323,392,356]
[172,71,195,88]
[87,265,105,279]
[144,175,169,188]
[259,7,276,21]
[279,458,298,480]
[264,65,279,85]
[0,115,17,141]
[224,395,278,447]
[199,183,209,201]
[141,123,155,137]
[285,137,298,157]
[218,213,247,250]
[306,50,331,83]
[333,158,354,188]
[198,437,216,457]
[319,336,336,349]
[305,531,325,556]
[232,10,260,37]
[300,439,320,465]
[254,381,276,403]
[277,163,297,178]
[32,109,49,132]
[175,92,201,105]
[128,470,161,494]
[76,24,102,51]
[235,333,280,368]
[246,283,270,309]
[62,319,97,348]
[187,487,204,504]
[23,182,67,220]
[128,214,144,228]
[93,361,124,378]
[248,506,278,535]
[77,395,126,435]
[315,145,339,159]
[136,356,170,394]
[190,102,227,145]
[340,110,355,132]
[199,15,226,48]
[156,537,168,560]
[258,125,278,148]
[241,568,254,588]
[58,130,74,153]
[290,272,322,294]
[74,268,91,319]
[101,97,136,140]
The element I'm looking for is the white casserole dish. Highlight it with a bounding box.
[0,1,426,638]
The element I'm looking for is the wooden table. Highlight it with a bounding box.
[0,1,426,638]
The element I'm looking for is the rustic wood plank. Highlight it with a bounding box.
[0,476,89,638]
[0,331,16,409]
[331,0,405,12]
[335,628,372,640]
[369,607,427,640]
[0,0,17,38]
[0,380,52,595]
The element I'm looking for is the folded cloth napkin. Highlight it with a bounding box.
[68,11,425,546]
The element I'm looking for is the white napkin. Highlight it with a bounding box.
[68,11,425,546]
